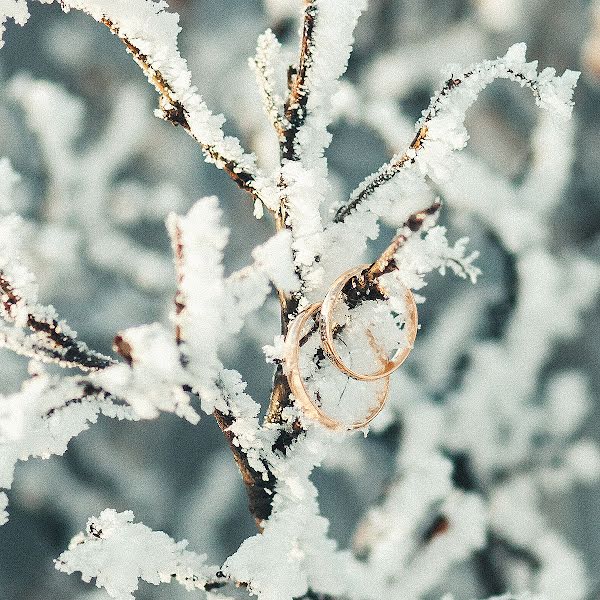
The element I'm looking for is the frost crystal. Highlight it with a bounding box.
[55,509,214,600]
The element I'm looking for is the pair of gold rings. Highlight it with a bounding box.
[283,264,419,431]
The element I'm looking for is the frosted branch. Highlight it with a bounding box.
[334,43,579,222]
[283,0,367,165]
[2,0,279,211]
[251,29,287,139]
[0,215,114,371]
[55,509,220,600]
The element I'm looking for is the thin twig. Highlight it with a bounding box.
[170,215,278,525]
[334,125,428,223]
[98,17,260,203]
[0,273,115,371]
[43,381,126,419]
[341,202,442,307]
[334,67,541,223]
[282,0,317,161]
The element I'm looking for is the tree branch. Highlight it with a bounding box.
[334,66,544,223]
[213,409,277,526]
[0,273,115,371]
[282,0,317,161]
[333,125,428,223]
[98,17,261,203]
[170,214,280,526]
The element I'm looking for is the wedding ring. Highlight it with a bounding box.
[283,302,390,431]
[319,264,418,381]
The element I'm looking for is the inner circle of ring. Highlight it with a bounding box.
[319,264,418,382]
[283,302,390,431]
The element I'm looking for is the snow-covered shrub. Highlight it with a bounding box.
[0,1,597,600]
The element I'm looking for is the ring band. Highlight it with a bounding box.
[283,302,390,431]
[319,264,418,381]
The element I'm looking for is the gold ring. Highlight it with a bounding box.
[319,264,418,381]
[283,302,390,431]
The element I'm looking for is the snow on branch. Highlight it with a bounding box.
[104,323,200,422]
[168,196,237,412]
[0,214,115,370]
[55,509,219,600]
[276,0,367,296]
[334,43,579,222]
[168,197,296,412]
[251,29,287,139]
[284,0,367,165]
[0,367,136,522]
[386,224,481,296]
[1,0,279,211]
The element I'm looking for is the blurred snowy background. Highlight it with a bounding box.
[0,0,599,598]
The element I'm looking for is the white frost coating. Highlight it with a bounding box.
[0,214,42,326]
[218,370,273,476]
[0,214,114,368]
[414,43,578,177]
[0,0,28,48]
[0,368,136,522]
[92,324,199,423]
[59,0,258,168]
[345,43,579,224]
[280,161,326,296]
[280,0,366,295]
[251,29,285,130]
[295,0,368,167]
[0,4,593,599]
[167,198,276,417]
[55,509,214,600]
[385,224,481,296]
[226,265,272,323]
[167,196,231,412]
[252,229,301,293]
[225,430,369,600]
